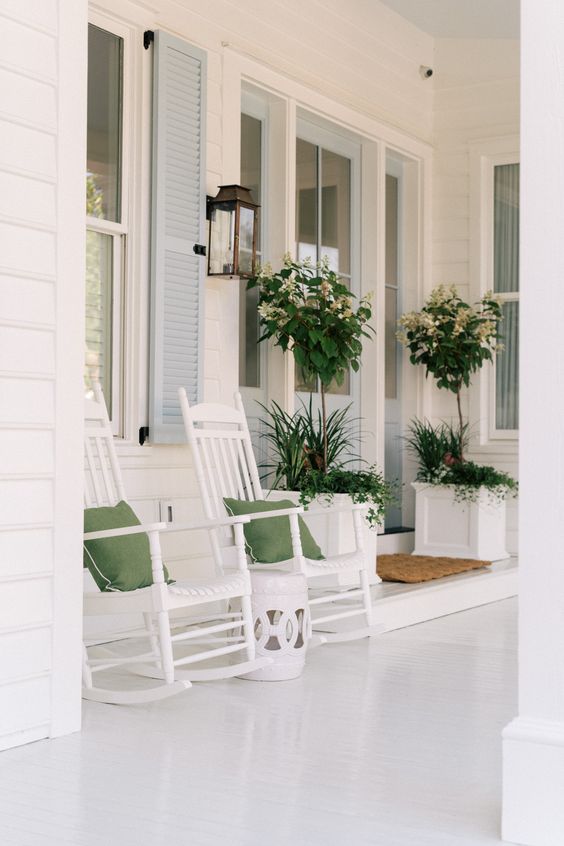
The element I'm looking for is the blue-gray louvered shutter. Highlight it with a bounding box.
[149,31,207,443]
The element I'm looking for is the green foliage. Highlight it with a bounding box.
[447,460,518,504]
[248,255,373,390]
[86,173,103,218]
[398,285,503,395]
[404,418,469,482]
[257,400,393,527]
[297,397,360,473]
[258,399,359,490]
[297,467,395,529]
[405,418,517,503]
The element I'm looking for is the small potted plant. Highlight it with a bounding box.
[398,285,517,560]
[248,255,393,582]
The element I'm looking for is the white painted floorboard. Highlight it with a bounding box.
[0,599,517,846]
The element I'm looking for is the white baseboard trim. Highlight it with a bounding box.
[0,723,49,752]
[503,716,564,845]
[376,558,518,632]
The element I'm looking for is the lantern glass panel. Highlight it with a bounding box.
[209,206,235,274]
[238,206,255,276]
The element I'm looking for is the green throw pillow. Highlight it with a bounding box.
[83,500,172,592]
[223,497,324,564]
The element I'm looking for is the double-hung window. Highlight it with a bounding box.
[492,162,519,435]
[85,20,128,432]
[471,140,519,443]
[295,125,358,402]
[239,110,264,391]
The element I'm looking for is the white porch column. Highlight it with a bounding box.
[502,1,564,844]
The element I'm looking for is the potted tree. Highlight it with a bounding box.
[398,285,517,560]
[248,255,393,582]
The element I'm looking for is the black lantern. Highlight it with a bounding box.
[206,184,259,277]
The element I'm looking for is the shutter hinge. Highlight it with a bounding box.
[139,426,150,446]
[193,244,207,256]
[143,30,154,50]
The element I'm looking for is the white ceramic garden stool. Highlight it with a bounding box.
[239,570,311,681]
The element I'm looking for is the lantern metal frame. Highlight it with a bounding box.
[206,184,259,278]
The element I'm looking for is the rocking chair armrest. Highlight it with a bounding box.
[84,522,167,541]
[303,502,369,516]
[163,515,251,533]
[245,506,304,521]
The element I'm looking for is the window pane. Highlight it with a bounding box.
[494,163,519,293]
[385,288,398,400]
[385,174,399,401]
[326,371,350,395]
[87,25,123,222]
[386,175,399,286]
[238,206,255,276]
[239,280,260,389]
[85,230,113,415]
[241,114,262,250]
[496,300,519,430]
[295,367,317,393]
[296,139,317,262]
[239,113,262,388]
[321,149,350,274]
[326,275,351,396]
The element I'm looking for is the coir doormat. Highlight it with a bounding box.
[377,554,491,584]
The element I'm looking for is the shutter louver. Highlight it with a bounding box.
[149,31,206,443]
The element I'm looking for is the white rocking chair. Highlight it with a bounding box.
[83,384,271,705]
[178,388,381,644]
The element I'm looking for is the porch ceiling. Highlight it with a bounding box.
[378,0,520,39]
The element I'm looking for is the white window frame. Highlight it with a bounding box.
[470,136,519,448]
[86,11,133,436]
[294,115,362,414]
[239,87,269,404]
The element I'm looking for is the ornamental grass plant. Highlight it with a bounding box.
[404,418,517,504]
[257,399,393,528]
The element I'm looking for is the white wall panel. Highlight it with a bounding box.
[0,578,52,630]
[0,378,54,424]
[0,277,55,326]
[0,677,51,738]
[0,173,56,226]
[0,68,56,129]
[0,223,56,277]
[0,480,53,526]
[0,0,57,32]
[0,628,51,680]
[0,528,53,578]
[0,120,57,178]
[0,430,54,475]
[2,16,56,79]
[0,327,55,375]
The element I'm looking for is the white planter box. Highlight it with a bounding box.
[265,489,380,586]
[412,482,509,561]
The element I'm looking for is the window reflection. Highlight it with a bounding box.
[86,25,123,222]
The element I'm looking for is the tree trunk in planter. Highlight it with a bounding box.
[264,489,381,586]
[412,482,510,561]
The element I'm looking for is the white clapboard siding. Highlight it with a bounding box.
[149,31,207,443]
[0,0,84,751]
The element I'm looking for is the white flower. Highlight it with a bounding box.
[257,261,273,280]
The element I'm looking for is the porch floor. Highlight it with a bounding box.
[0,598,517,846]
